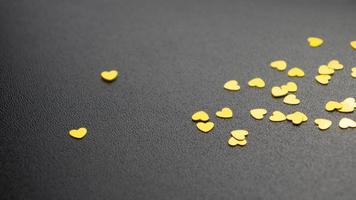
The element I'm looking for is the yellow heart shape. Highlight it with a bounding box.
[281,82,298,92]
[318,65,335,75]
[216,107,233,119]
[69,127,87,139]
[315,75,331,85]
[288,67,305,77]
[271,86,288,97]
[228,137,247,147]
[338,97,355,113]
[231,129,249,140]
[224,80,240,91]
[101,70,119,82]
[269,111,286,122]
[350,41,356,50]
[314,118,332,130]
[287,111,308,125]
[283,94,300,105]
[248,77,265,88]
[196,122,215,133]
[250,108,267,120]
[327,60,343,70]
[270,60,287,71]
[339,118,356,129]
[325,101,342,111]
[192,111,209,122]
[351,67,356,78]
[307,37,324,48]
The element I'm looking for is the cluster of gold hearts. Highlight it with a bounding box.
[270,59,305,77]
[325,98,356,113]
[250,109,307,125]
[315,60,343,85]
[271,82,300,105]
[192,111,214,133]
[228,130,248,147]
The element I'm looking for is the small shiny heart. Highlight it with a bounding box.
[69,127,87,139]
[231,129,249,140]
[192,111,209,122]
[338,97,355,113]
[270,60,287,71]
[250,108,267,120]
[286,111,308,125]
[314,118,332,130]
[339,118,356,129]
[318,65,335,75]
[350,41,356,50]
[216,107,233,119]
[248,77,265,88]
[271,86,288,97]
[196,122,214,133]
[101,70,119,82]
[351,67,356,78]
[288,67,305,77]
[269,111,286,122]
[307,37,324,48]
[327,60,343,70]
[281,82,298,92]
[315,75,331,85]
[283,94,300,105]
[325,101,342,111]
[224,80,240,91]
[228,137,247,147]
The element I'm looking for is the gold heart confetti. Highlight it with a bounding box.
[350,41,356,50]
[325,101,342,111]
[271,86,289,97]
[327,60,343,70]
[315,74,331,85]
[228,129,248,147]
[351,67,356,78]
[101,70,119,82]
[216,107,233,119]
[338,97,356,113]
[286,111,308,125]
[339,118,356,129]
[196,122,215,133]
[281,82,298,92]
[307,37,324,48]
[314,118,332,130]
[283,94,300,105]
[270,60,287,71]
[69,127,87,139]
[269,111,286,122]
[318,65,335,75]
[248,77,265,88]
[288,67,305,77]
[224,80,240,91]
[192,111,209,122]
[250,108,267,120]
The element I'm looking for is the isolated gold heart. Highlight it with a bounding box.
[69,127,87,139]
[271,86,288,97]
[196,122,215,133]
[269,111,286,122]
[270,60,287,71]
[283,94,300,105]
[314,118,332,130]
[307,37,324,47]
[318,65,334,75]
[216,107,233,119]
[315,75,331,85]
[224,80,240,91]
[339,118,356,129]
[248,77,265,88]
[288,67,305,77]
[250,108,267,120]
[192,111,209,122]
[101,70,119,82]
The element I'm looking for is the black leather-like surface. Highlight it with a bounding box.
[1,0,356,199]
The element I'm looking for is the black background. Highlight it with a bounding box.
[1,0,356,199]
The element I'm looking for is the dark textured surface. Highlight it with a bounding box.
[1,0,356,199]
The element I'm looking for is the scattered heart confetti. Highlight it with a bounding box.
[286,111,308,125]
[288,67,305,77]
[315,74,331,85]
[224,80,240,91]
[307,37,324,48]
[269,111,286,122]
[351,67,356,78]
[281,82,298,92]
[327,60,343,70]
[350,41,356,50]
[270,60,287,71]
[248,77,265,88]
[314,118,332,130]
[196,122,215,133]
[271,86,289,97]
[69,127,87,139]
[283,94,300,105]
[228,129,248,147]
[216,107,233,119]
[339,118,356,129]
[250,108,267,120]
[101,70,119,82]
[325,101,342,111]
[192,111,209,122]
[318,65,335,75]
